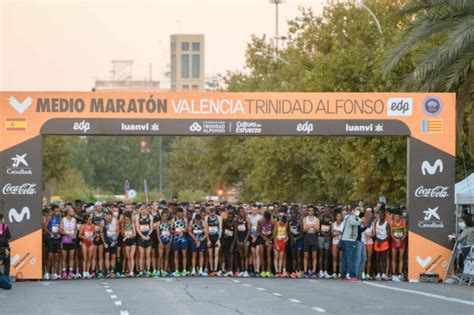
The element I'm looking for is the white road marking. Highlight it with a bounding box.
[115,301,122,306]
[242,283,252,287]
[120,311,129,315]
[273,293,282,297]
[106,289,113,293]
[289,299,301,303]
[110,295,118,299]
[102,282,108,285]
[312,307,326,312]
[363,282,474,306]
[164,279,173,282]
[257,287,266,291]
[104,285,110,288]
[233,280,240,283]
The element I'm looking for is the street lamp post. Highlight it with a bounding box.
[270,0,285,51]
[356,0,382,35]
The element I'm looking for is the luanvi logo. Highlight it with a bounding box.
[73,120,91,133]
[8,207,31,223]
[8,96,33,114]
[421,159,443,175]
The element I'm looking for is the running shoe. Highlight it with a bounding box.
[105,272,111,278]
[331,273,337,279]
[243,271,250,278]
[44,273,50,281]
[392,275,400,282]
[202,270,209,277]
[311,273,318,279]
[217,270,223,277]
[152,270,157,277]
[172,271,181,277]
[319,270,324,278]
[191,268,196,276]
[98,272,105,279]
[90,272,96,279]
[375,273,382,281]
[62,272,68,279]
[52,273,60,280]
[161,270,168,277]
[366,274,372,280]
[111,272,116,279]
[137,271,144,277]
[361,273,366,280]
[304,272,310,279]
[181,270,189,277]
[324,271,331,279]
[382,273,390,281]
[299,271,305,278]
[349,277,361,282]
[128,272,134,278]
[146,271,152,277]
[116,272,122,278]
[282,272,289,278]
[290,272,296,279]
[75,273,82,280]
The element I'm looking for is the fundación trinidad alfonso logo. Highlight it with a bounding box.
[5,96,32,132]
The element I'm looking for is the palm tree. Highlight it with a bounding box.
[383,0,474,155]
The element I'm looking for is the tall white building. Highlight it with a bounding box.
[170,34,205,92]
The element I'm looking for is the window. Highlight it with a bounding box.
[183,85,189,91]
[192,54,200,78]
[181,42,189,51]
[192,85,199,91]
[181,54,189,78]
[192,42,200,51]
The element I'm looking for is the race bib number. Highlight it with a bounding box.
[85,231,93,239]
[193,229,203,235]
[251,226,257,235]
[209,226,218,234]
[107,230,116,238]
[225,229,233,237]
[237,224,246,232]
[140,225,150,233]
[95,225,101,232]
[278,235,285,240]
[52,225,59,233]
[321,225,330,233]
[393,231,403,239]
[66,229,75,236]
[161,230,170,237]
[290,226,298,235]
[308,228,315,234]
[175,227,184,233]
[124,230,133,237]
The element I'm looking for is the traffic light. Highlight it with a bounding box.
[217,189,224,196]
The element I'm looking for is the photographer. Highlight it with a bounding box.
[0,213,12,290]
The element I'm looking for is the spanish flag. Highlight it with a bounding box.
[5,118,27,131]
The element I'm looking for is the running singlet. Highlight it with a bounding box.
[276,225,287,240]
[332,221,344,245]
[361,224,373,245]
[92,212,105,233]
[123,224,134,238]
[391,219,405,240]
[48,215,61,238]
[62,217,76,244]
[261,221,272,236]
[289,218,301,237]
[375,221,388,240]
[138,215,151,236]
[223,220,235,239]
[192,223,205,240]
[236,218,248,241]
[208,216,220,236]
[174,218,186,240]
[305,216,318,234]
[104,218,118,243]
[82,225,94,243]
[249,214,262,237]
[159,221,172,242]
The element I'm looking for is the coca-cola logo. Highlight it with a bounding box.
[414,186,449,198]
[2,183,37,195]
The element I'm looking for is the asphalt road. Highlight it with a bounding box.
[1,277,473,315]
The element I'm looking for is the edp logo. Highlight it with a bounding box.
[296,121,314,134]
[387,98,413,117]
[73,120,91,133]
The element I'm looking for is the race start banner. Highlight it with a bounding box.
[0,92,455,280]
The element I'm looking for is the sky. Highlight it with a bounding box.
[0,0,326,91]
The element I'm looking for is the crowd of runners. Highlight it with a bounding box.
[42,198,408,282]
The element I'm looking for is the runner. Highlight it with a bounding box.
[273,215,288,277]
[150,201,161,277]
[91,202,105,278]
[172,207,189,277]
[135,206,153,277]
[288,206,303,278]
[43,205,62,280]
[257,211,275,277]
[361,208,374,280]
[189,214,207,276]
[221,207,236,276]
[79,214,95,279]
[248,205,263,276]
[331,212,344,278]
[236,206,250,277]
[158,210,172,277]
[303,205,319,278]
[373,210,391,281]
[206,207,222,276]
[59,205,77,279]
[390,208,407,281]
[318,208,332,279]
[102,211,119,278]
[122,212,137,277]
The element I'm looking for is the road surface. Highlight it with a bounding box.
[1,277,473,314]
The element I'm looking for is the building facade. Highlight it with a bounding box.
[170,34,205,92]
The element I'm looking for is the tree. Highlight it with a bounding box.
[383,0,474,158]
